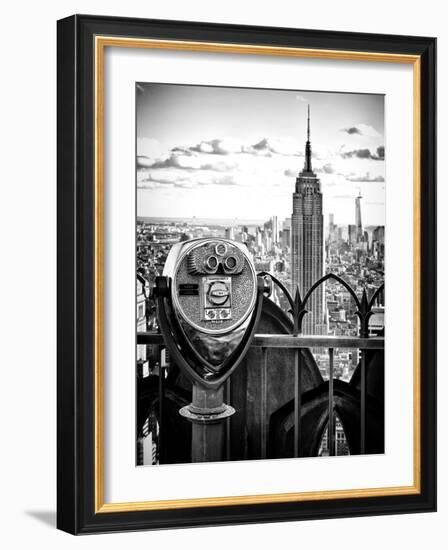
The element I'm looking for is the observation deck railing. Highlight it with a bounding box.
[137,272,384,461]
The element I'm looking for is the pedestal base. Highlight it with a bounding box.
[179,384,235,462]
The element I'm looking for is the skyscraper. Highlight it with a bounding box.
[291,106,325,335]
[355,191,363,242]
[348,224,357,245]
[271,215,279,245]
[328,213,336,244]
[225,226,235,240]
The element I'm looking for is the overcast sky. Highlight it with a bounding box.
[136,83,385,226]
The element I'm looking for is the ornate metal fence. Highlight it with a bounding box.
[137,272,384,463]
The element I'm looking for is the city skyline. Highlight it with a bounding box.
[135,83,385,466]
[136,212,383,232]
[136,83,385,225]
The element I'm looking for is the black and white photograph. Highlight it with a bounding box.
[135,83,385,466]
[0,1,439,542]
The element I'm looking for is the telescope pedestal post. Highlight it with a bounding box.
[180,384,234,463]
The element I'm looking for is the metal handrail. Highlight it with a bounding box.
[137,331,384,350]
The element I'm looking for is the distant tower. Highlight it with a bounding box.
[290,105,325,335]
[355,190,363,242]
[271,215,279,244]
[328,213,335,243]
[256,227,263,248]
[225,226,235,240]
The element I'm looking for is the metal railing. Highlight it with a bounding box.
[137,272,384,461]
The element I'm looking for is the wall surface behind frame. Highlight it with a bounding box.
[0,0,443,548]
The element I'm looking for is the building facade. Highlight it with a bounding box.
[355,192,363,242]
[290,106,325,335]
[136,274,149,378]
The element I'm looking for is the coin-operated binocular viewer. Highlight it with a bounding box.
[154,238,269,462]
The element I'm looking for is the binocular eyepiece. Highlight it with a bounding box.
[187,241,245,276]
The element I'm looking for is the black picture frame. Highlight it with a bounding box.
[57,14,436,534]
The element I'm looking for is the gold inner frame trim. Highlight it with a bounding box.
[94,35,421,513]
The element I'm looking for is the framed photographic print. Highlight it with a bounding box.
[57,14,436,534]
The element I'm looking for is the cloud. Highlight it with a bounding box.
[137,156,156,168]
[341,148,371,159]
[201,160,237,172]
[137,169,240,190]
[249,137,301,156]
[136,132,385,204]
[188,137,302,157]
[191,139,243,155]
[208,175,239,186]
[137,135,308,195]
[284,168,295,177]
[341,124,381,138]
[136,138,170,167]
[286,160,338,178]
[296,95,308,103]
[149,153,202,170]
[340,146,385,161]
[252,138,274,154]
[138,170,180,187]
[342,126,361,135]
[172,146,193,154]
[346,172,385,182]
[315,163,335,174]
[140,150,237,172]
[193,142,214,154]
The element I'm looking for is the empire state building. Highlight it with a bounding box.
[291,106,325,335]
